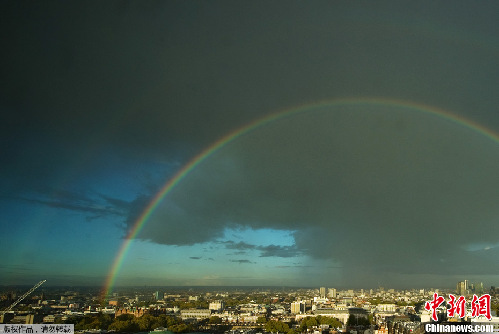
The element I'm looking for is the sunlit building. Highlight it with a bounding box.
[291,301,306,314]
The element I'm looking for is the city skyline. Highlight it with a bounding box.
[2,1,499,290]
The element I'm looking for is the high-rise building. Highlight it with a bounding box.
[291,301,306,314]
[320,287,326,298]
[328,288,337,298]
[457,280,469,295]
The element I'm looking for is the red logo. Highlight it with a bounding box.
[447,294,466,318]
[425,293,445,321]
[425,293,492,321]
[471,294,491,320]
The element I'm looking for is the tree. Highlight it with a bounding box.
[318,316,342,328]
[265,320,290,333]
[115,313,135,321]
[414,301,426,313]
[108,319,140,332]
[168,323,194,333]
[209,316,223,324]
[257,316,268,324]
[136,314,156,331]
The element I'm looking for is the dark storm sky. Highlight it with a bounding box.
[1,1,499,288]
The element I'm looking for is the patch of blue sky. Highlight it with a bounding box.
[464,241,499,251]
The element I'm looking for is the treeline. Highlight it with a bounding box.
[61,312,356,334]
[61,313,194,333]
[259,315,343,334]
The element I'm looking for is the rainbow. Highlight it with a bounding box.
[101,97,499,297]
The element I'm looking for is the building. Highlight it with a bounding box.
[320,287,326,299]
[116,308,148,317]
[457,280,469,295]
[108,300,119,306]
[329,288,337,299]
[473,282,484,294]
[209,300,225,312]
[291,301,306,314]
[313,307,350,324]
[180,308,212,321]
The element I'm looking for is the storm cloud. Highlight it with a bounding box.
[2,1,499,287]
[136,105,499,282]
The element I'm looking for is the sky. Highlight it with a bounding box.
[1,1,499,290]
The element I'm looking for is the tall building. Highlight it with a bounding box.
[328,288,337,298]
[320,287,326,298]
[474,282,484,294]
[457,280,469,295]
[291,301,306,314]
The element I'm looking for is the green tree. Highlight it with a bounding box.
[75,314,112,331]
[209,316,223,324]
[317,316,342,328]
[414,301,426,313]
[265,320,290,333]
[257,316,268,324]
[169,323,194,333]
[136,314,156,331]
[115,314,135,321]
[108,319,140,332]
[299,316,314,332]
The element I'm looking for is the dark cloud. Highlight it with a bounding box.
[2,1,499,287]
[229,251,247,256]
[230,260,254,264]
[1,189,128,220]
[225,242,257,251]
[259,245,302,258]
[224,241,302,258]
[137,106,499,285]
[275,265,314,269]
[189,257,201,260]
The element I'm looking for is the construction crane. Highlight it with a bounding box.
[1,280,46,315]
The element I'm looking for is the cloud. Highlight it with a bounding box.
[229,251,247,255]
[132,106,499,284]
[3,1,499,287]
[2,189,129,220]
[259,245,302,258]
[223,241,302,258]
[189,257,202,260]
[230,260,254,264]
[224,241,257,250]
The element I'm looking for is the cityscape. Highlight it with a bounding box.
[1,281,498,334]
